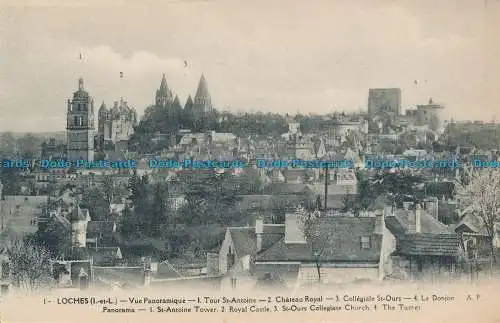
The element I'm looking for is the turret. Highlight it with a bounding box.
[68,206,90,248]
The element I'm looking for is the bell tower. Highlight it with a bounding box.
[66,77,95,161]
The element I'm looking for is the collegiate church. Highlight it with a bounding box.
[65,73,212,161]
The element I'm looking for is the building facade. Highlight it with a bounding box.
[97,98,137,150]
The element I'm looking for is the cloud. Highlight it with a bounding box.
[0,0,499,131]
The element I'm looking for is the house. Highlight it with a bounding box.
[68,205,123,266]
[213,202,462,290]
[215,221,284,290]
[52,260,93,290]
[211,214,388,291]
[384,204,461,281]
[86,221,118,247]
[453,212,500,261]
[254,214,385,287]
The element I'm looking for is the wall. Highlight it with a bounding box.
[206,252,219,275]
[218,229,234,275]
[379,222,397,278]
[297,264,379,285]
[392,255,456,281]
[252,263,300,288]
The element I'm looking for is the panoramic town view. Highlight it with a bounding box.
[0,1,499,322]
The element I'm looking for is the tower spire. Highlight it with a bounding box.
[195,73,210,99]
[78,77,84,91]
[160,73,168,93]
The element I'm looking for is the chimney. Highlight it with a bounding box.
[415,204,422,233]
[255,217,264,252]
[426,197,439,220]
[285,213,306,244]
[383,206,393,218]
[374,210,384,235]
[143,268,151,286]
[143,257,151,286]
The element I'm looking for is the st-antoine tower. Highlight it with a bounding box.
[66,77,95,161]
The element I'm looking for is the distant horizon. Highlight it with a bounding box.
[1,0,499,132]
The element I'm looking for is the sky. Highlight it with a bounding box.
[0,0,499,132]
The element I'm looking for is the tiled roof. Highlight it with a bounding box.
[87,247,122,265]
[386,209,453,236]
[396,233,460,256]
[238,195,274,209]
[256,217,381,263]
[454,213,488,235]
[229,227,256,257]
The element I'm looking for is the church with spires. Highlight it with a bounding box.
[154,73,215,126]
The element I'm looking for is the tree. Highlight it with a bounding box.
[81,187,109,221]
[148,182,171,236]
[0,132,15,158]
[6,235,53,292]
[296,205,326,282]
[457,168,500,263]
[33,219,71,258]
[102,175,115,205]
[17,133,41,159]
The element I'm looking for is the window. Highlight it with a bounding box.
[74,116,78,126]
[360,236,371,249]
[231,277,237,289]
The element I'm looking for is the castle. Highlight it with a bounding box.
[97,98,137,152]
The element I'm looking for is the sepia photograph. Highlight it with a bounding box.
[0,0,499,322]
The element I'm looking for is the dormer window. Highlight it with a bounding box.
[360,236,371,249]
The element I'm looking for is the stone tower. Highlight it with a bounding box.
[66,78,95,161]
[193,74,213,118]
[69,205,90,248]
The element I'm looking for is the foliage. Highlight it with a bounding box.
[6,235,53,292]
[295,205,326,282]
[457,168,500,262]
[352,170,425,211]
[119,170,243,260]
[444,123,500,150]
[81,187,110,221]
[177,170,242,225]
[33,219,71,258]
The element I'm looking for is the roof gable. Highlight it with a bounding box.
[256,217,381,263]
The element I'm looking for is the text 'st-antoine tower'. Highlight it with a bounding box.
[66,77,95,162]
